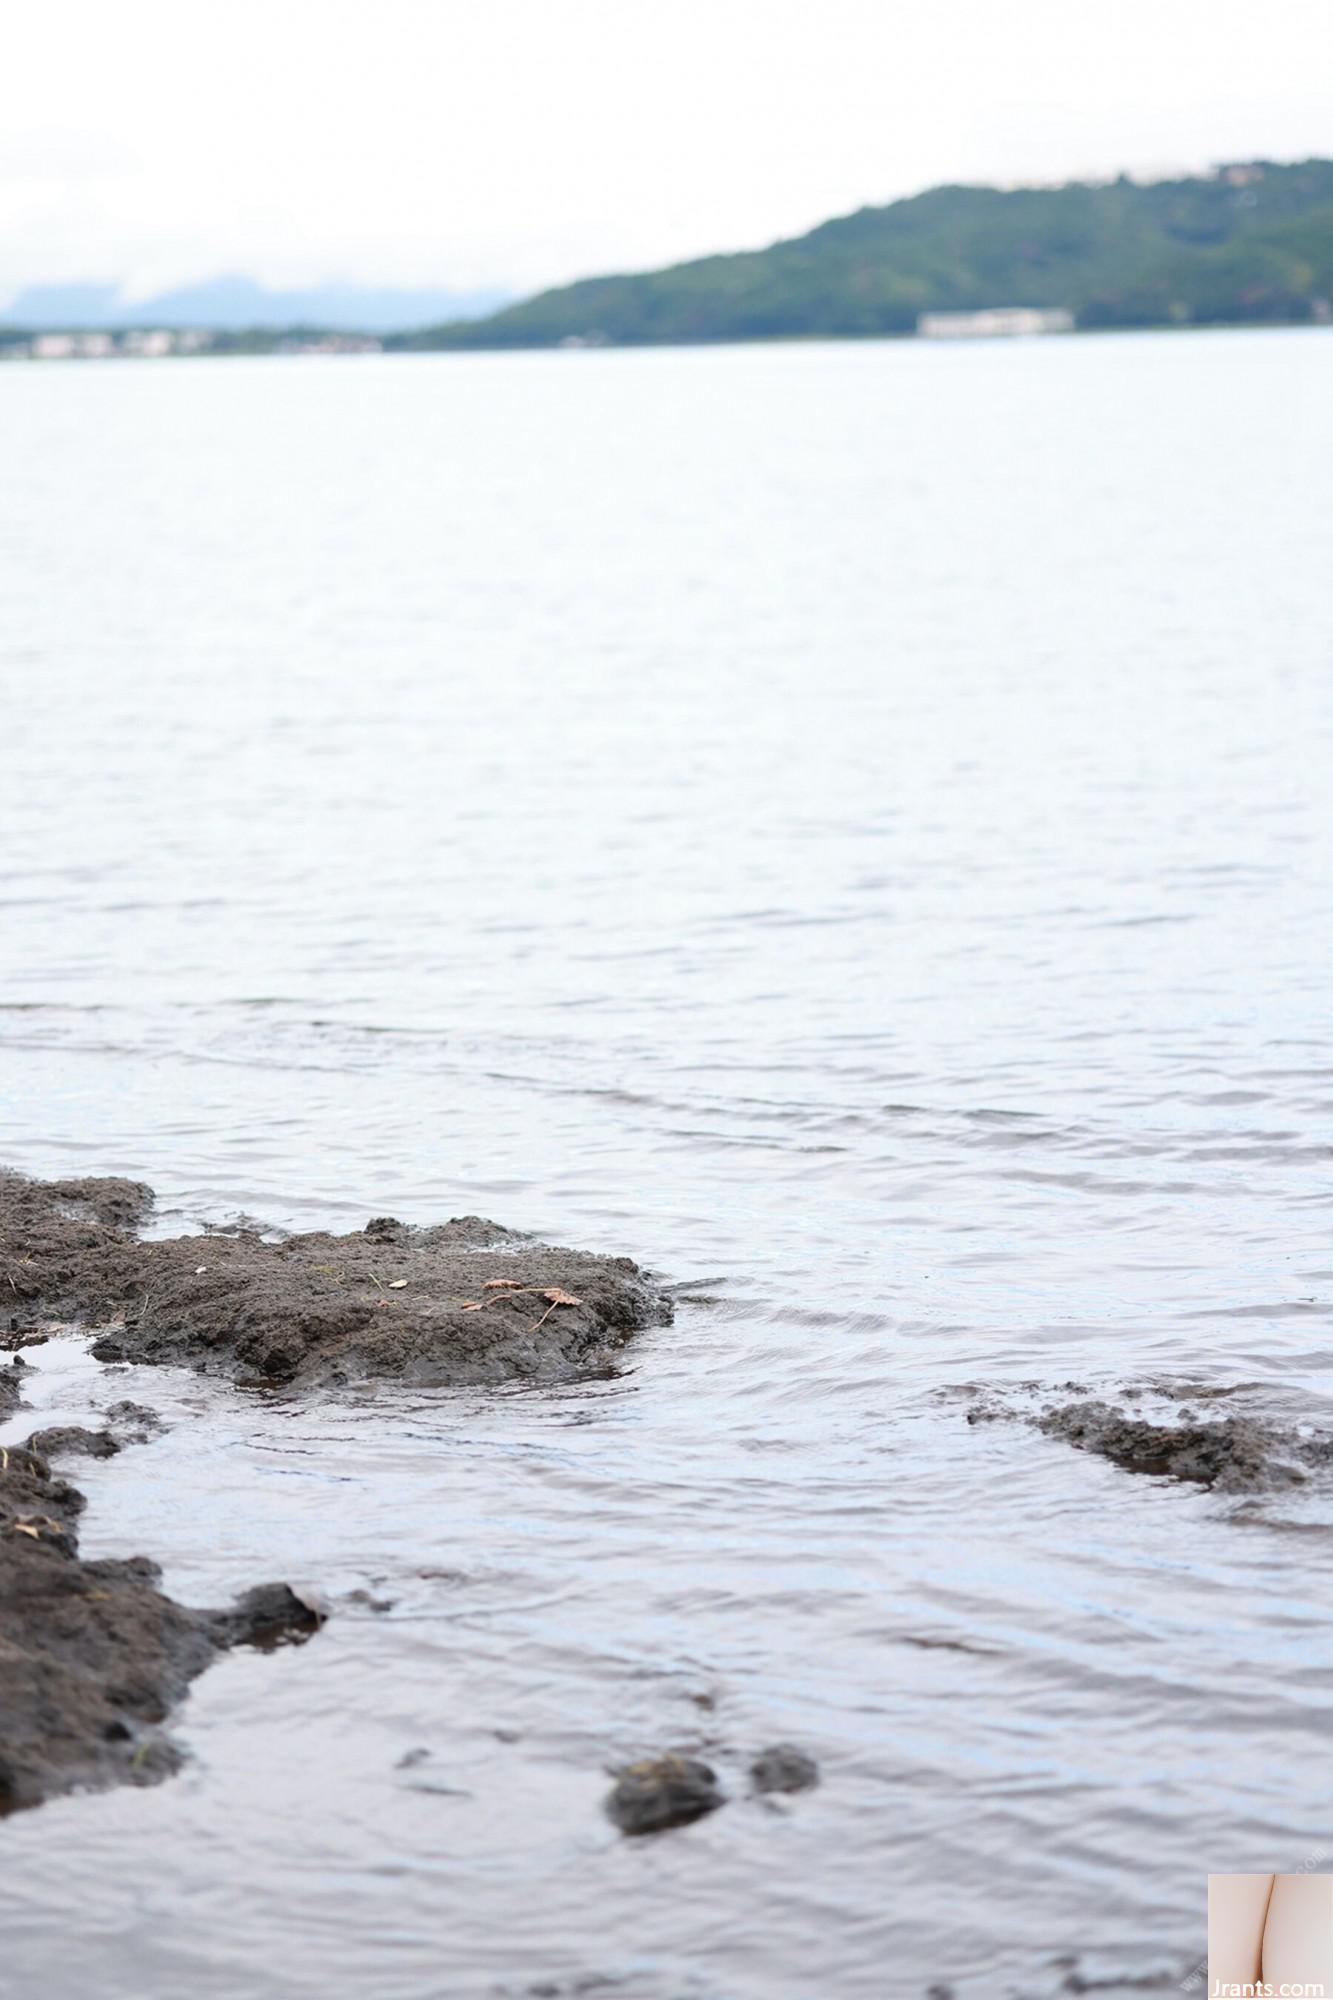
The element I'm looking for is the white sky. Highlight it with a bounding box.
[2,0,1330,300]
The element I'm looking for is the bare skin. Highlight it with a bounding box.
[1210,1873,1333,1995]
[1263,1873,1333,1992]
[1209,1873,1273,1993]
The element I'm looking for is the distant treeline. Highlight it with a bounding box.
[391,161,1333,350]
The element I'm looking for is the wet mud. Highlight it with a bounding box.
[1,1171,671,1390]
[1036,1400,1310,1490]
[970,1387,1331,1493]
[0,1422,320,1812]
[0,1360,25,1420]
[0,1169,673,1815]
[24,1399,164,1465]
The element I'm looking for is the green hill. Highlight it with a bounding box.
[396,161,1333,349]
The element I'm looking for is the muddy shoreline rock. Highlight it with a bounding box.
[0,1360,26,1420]
[24,1423,121,1460]
[1,1172,671,1390]
[969,1391,1333,1494]
[0,1170,673,1815]
[1036,1399,1310,1491]
[0,1437,320,1813]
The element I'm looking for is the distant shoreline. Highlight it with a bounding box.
[2,315,1328,364]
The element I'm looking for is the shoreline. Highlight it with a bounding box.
[0,1378,321,1813]
[0,1170,672,1813]
[2,317,1330,365]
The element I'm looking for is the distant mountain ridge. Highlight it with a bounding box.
[392,160,1333,350]
[1,275,510,334]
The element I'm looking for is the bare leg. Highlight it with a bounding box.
[1209,1874,1274,1993]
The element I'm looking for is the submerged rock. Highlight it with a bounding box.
[0,1171,671,1391]
[604,1753,724,1834]
[23,1424,120,1460]
[213,1581,327,1650]
[749,1743,820,1794]
[0,1438,319,1812]
[0,1360,26,1420]
[103,1400,166,1442]
[23,1401,167,1464]
[1036,1399,1306,1492]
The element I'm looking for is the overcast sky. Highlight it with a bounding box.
[3,0,1329,301]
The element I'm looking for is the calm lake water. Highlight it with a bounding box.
[2,331,1332,1999]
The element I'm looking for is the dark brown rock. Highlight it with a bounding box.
[0,1360,26,1420]
[23,1424,120,1460]
[604,1753,724,1835]
[749,1743,820,1793]
[0,1170,671,1391]
[0,1437,320,1814]
[1036,1399,1305,1491]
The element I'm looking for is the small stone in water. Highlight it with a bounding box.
[749,1744,820,1794]
[604,1753,723,1834]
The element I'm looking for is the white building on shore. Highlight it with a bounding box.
[121,329,175,357]
[917,306,1074,339]
[13,328,218,360]
[31,331,116,359]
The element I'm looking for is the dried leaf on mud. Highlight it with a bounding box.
[529,1286,585,1332]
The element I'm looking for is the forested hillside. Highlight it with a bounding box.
[396,161,1333,349]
